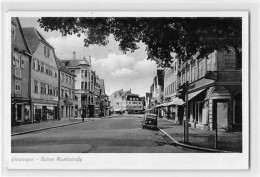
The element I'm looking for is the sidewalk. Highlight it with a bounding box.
[158,118,242,152]
[11,115,117,136]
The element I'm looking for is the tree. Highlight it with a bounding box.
[38,17,242,67]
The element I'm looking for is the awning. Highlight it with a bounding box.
[188,89,205,100]
[167,98,184,106]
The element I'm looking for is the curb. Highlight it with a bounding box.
[11,120,93,136]
[11,115,118,136]
[158,128,233,153]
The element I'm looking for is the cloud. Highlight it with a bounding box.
[111,68,135,77]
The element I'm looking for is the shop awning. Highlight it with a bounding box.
[188,89,206,101]
[167,98,185,106]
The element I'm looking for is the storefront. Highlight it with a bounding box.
[32,101,58,122]
[60,99,74,119]
[11,99,31,125]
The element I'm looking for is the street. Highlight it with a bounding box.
[12,115,196,153]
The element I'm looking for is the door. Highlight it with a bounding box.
[217,102,228,129]
[16,104,23,122]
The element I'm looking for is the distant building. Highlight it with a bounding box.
[122,94,144,114]
[11,17,32,125]
[109,89,131,113]
[23,27,59,122]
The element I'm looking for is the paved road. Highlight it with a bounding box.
[12,115,195,153]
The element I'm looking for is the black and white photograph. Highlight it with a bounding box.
[2,0,257,173]
[10,16,244,154]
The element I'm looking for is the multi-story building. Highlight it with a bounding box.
[163,58,184,123]
[122,94,144,114]
[178,48,242,131]
[109,89,131,113]
[149,69,164,117]
[93,72,101,117]
[61,54,96,118]
[55,56,76,119]
[11,17,32,125]
[23,27,59,122]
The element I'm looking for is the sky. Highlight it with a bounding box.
[19,17,158,96]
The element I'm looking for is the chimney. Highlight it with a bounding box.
[73,51,76,60]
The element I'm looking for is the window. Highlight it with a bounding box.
[40,82,44,94]
[187,68,190,83]
[44,46,50,58]
[85,82,87,89]
[33,59,38,70]
[15,80,21,95]
[40,62,44,72]
[45,84,48,95]
[45,65,49,75]
[66,75,68,82]
[15,68,21,78]
[61,73,64,81]
[54,69,58,77]
[85,70,88,77]
[69,76,71,84]
[37,61,40,71]
[49,67,53,76]
[61,89,64,98]
[81,70,84,77]
[49,85,52,95]
[81,82,84,89]
[34,81,39,93]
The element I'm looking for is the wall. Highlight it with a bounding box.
[31,42,58,102]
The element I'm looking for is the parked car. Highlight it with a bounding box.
[142,113,158,130]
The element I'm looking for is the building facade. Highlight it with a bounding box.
[109,89,131,113]
[180,48,242,131]
[55,57,76,119]
[11,17,32,125]
[122,94,144,114]
[23,27,59,122]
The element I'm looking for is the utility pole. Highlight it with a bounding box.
[184,82,189,143]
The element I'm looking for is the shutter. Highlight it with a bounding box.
[21,56,24,68]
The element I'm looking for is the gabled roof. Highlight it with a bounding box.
[13,18,31,55]
[121,90,131,99]
[55,54,75,76]
[110,89,123,96]
[22,27,54,53]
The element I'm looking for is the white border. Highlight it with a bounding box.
[1,0,258,176]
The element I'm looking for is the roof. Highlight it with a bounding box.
[55,55,75,76]
[126,94,141,101]
[61,60,81,68]
[121,90,131,99]
[22,27,54,53]
[13,18,31,55]
[110,89,123,96]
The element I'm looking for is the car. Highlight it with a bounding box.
[142,113,158,130]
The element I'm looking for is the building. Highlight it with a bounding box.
[11,17,32,125]
[145,92,152,110]
[55,56,76,119]
[109,89,131,113]
[93,71,101,117]
[61,53,94,118]
[149,69,164,117]
[122,94,144,114]
[23,27,59,122]
[179,48,242,131]
[163,58,184,123]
